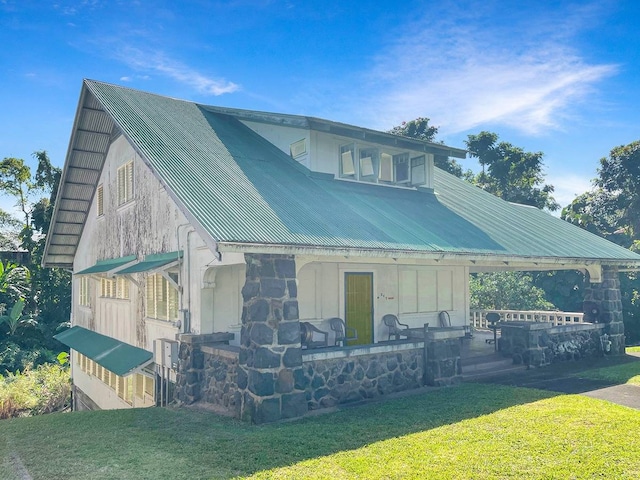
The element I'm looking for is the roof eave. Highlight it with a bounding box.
[216,241,640,269]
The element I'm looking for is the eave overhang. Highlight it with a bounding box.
[217,241,640,270]
[42,84,115,268]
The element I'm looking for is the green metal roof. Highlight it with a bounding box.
[54,326,152,376]
[46,80,640,268]
[118,251,183,274]
[75,255,137,275]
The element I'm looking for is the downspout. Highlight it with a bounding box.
[176,223,195,334]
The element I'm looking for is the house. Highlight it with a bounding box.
[46,80,640,422]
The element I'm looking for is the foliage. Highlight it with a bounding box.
[0,260,30,307]
[0,342,57,376]
[388,118,465,177]
[2,375,640,478]
[465,131,559,211]
[470,271,555,310]
[0,362,70,419]
[0,299,37,336]
[562,139,640,343]
[532,270,586,313]
[0,152,70,372]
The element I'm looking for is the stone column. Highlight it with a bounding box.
[237,254,308,423]
[583,266,625,355]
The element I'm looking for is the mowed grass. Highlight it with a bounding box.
[1,362,640,479]
[573,347,640,385]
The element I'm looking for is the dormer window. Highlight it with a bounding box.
[340,144,356,178]
[339,143,432,188]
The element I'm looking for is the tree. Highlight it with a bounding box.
[389,117,465,177]
[465,131,559,211]
[562,140,640,343]
[0,152,70,373]
[470,272,555,310]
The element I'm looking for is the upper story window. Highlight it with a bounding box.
[146,273,179,321]
[100,277,130,299]
[339,144,431,188]
[96,184,104,217]
[117,161,134,205]
[79,277,90,307]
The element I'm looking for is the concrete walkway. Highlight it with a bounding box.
[471,354,640,410]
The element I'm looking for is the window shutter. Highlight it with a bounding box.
[96,184,104,216]
[146,276,155,319]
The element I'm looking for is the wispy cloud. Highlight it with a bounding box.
[115,46,239,96]
[360,2,617,135]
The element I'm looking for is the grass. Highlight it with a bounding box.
[1,360,640,479]
[572,348,640,385]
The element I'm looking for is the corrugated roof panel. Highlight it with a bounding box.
[43,80,640,268]
[46,245,77,255]
[73,130,110,153]
[56,211,85,224]
[58,199,90,212]
[63,183,94,200]
[66,167,101,185]
[78,108,113,133]
[53,223,84,236]
[69,151,105,171]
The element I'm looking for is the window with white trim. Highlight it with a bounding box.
[146,273,179,321]
[117,161,134,205]
[100,277,130,299]
[79,277,90,307]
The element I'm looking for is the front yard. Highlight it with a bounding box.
[2,357,640,479]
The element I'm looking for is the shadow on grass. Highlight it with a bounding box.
[471,353,640,394]
[5,355,640,479]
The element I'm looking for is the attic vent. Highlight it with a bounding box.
[290,138,307,158]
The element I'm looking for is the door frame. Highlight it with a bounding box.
[343,271,374,345]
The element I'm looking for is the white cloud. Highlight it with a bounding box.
[548,172,594,210]
[116,47,239,96]
[359,3,617,135]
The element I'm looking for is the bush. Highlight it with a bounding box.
[0,362,70,419]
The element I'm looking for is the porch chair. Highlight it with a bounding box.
[300,322,329,349]
[328,317,358,346]
[438,310,451,328]
[485,312,501,352]
[383,314,410,341]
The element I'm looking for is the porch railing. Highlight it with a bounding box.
[469,309,585,329]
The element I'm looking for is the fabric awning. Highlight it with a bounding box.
[75,255,137,275]
[54,326,153,376]
[117,251,182,274]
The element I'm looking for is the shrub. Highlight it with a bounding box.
[0,362,70,419]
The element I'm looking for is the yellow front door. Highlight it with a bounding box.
[345,273,373,345]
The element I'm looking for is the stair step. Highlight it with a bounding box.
[462,359,515,372]
[462,363,527,381]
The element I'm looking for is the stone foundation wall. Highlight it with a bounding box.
[175,332,236,414]
[200,346,241,414]
[500,322,605,367]
[300,348,424,410]
[425,337,462,386]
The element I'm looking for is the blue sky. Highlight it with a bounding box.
[1,0,639,213]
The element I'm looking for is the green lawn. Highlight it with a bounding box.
[2,363,640,479]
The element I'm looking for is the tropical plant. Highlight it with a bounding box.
[0,299,36,336]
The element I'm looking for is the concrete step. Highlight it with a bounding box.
[461,354,527,381]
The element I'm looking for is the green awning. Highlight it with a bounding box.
[54,326,152,376]
[117,251,182,274]
[75,255,137,275]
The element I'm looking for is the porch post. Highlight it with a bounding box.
[237,253,307,423]
[583,266,625,355]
